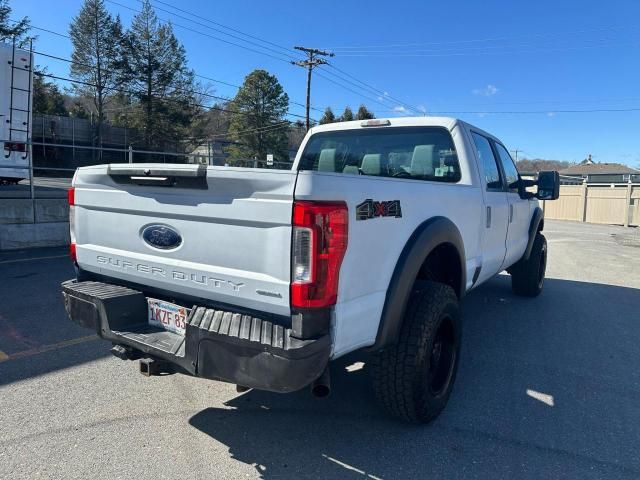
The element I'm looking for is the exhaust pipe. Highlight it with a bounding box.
[311,367,331,398]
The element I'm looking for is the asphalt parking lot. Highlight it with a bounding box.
[1,219,639,479]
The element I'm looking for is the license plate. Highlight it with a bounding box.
[147,298,189,335]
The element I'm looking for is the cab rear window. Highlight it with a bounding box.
[298,126,460,183]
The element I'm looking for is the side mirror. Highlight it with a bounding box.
[536,171,560,200]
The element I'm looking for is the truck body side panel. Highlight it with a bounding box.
[294,174,482,357]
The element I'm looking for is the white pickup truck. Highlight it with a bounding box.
[62,117,559,423]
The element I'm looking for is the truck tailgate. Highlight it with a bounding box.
[72,164,296,316]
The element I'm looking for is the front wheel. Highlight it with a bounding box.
[370,281,461,424]
[510,232,547,297]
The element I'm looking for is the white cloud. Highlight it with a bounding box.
[473,84,499,96]
[377,96,384,101]
[417,104,427,114]
[547,112,556,117]
[393,106,407,113]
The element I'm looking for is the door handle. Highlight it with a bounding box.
[509,204,514,223]
[486,206,491,228]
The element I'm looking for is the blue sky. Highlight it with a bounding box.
[11,0,640,166]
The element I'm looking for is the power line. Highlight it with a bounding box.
[36,69,300,144]
[427,108,640,114]
[105,0,294,64]
[292,46,334,130]
[313,71,389,110]
[336,41,639,57]
[30,44,640,118]
[314,69,415,113]
[36,70,315,123]
[146,0,299,58]
[325,63,422,114]
[210,121,293,139]
[21,21,321,114]
[19,16,418,117]
[35,50,236,104]
[129,1,421,117]
[129,0,300,62]
[327,24,634,49]
[329,38,626,54]
[35,49,317,119]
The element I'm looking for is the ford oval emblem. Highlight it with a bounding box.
[142,224,182,250]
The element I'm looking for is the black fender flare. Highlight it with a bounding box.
[371,216,466,351]
[523,207,544,261]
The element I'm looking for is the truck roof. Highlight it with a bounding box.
[308,116,460,134]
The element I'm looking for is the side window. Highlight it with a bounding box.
[494,143,520,193]
[471,132,502,190]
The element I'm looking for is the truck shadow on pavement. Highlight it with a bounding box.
[189,275,640,479]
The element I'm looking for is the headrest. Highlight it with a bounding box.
[318,148,337,172]
[411,145,435,176]
[361,154,382,175]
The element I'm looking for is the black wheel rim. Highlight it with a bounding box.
[537,243,547,289]
[428,317,456,397]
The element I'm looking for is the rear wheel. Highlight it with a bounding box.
[511,232,547,297]
[370,281,461,424]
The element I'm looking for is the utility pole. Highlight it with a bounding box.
[292,46,334,131]
[511,149,521,162]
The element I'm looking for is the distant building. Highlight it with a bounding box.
[560,156,640,183]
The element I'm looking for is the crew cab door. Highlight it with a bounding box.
[470,132,509,284]
[493,142,530,268]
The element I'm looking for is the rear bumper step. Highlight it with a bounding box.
[61,280,330,392]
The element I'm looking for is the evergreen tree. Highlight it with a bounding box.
[339,106,354,122]
[319,107,336,124]
[288,120,306,151]
[69,101,90,119]
[356,104,375,120]
[33,70,67,115]
[69,0,125,150]
[228,69,290,162]
[0,0,30,45]
[125,0,198,149]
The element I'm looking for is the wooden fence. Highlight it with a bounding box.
[543,182,640,227]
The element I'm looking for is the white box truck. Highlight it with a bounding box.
[0,42,33,185]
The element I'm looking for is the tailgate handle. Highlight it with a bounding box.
[107,165,208,189]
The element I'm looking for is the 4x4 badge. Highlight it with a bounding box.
[356,199,402,221]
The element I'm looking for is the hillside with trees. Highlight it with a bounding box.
[319,104,375,124]
[516,158,571,173]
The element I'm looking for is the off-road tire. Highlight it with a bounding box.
[511,232,547,297]
[370,281,461,424]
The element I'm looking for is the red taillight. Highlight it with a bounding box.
[68,187,76,262]
[291,201,348,309]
